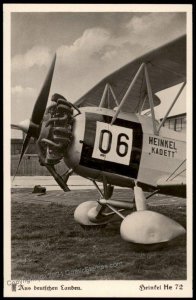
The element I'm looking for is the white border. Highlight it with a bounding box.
[3,3,193,12]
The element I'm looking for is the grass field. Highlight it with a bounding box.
[11,189,186,280]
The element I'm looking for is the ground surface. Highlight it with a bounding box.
[11,188,186,280]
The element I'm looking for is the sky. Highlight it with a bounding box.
[10,11,187,137]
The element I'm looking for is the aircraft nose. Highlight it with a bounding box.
[38,96,74,165]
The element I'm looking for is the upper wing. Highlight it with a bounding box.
[74,35,186,113]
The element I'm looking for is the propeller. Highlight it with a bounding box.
[11,120,30,133]
[13,54,56,179]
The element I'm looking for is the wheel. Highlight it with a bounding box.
[74,201,109,228]
[120,210,185,244]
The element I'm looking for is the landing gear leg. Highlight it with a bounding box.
[74,201,109,228]
[74,179,114,228]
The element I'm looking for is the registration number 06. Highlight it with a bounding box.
[92,122,133,166]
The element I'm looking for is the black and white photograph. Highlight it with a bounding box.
[4,3,192,297]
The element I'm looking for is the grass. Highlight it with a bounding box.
[11,189,186,280]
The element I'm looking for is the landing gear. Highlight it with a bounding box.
[74,179,119,228]
[74,201,110,228]
[120,185,186,244]
[74,179,185,244]
[74,178,134,229]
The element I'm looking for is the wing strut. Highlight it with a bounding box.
[99,83,109,108]
[99,83,119,108]
[144,65,158,135]
[111,63,145,125]
[110,62,159,135]
[108,84,119,106]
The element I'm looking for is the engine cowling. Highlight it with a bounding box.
[37,94,74,165]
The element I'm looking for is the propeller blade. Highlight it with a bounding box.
[11,119,30,133]
[11,124,21,130]
[13,133,32,180]
[13,54,56,180]
[31,53,56,125]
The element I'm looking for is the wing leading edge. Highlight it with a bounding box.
[74,35,186,113]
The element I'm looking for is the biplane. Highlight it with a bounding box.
[12,35,186,245]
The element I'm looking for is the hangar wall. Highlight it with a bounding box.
[11,139,67,176]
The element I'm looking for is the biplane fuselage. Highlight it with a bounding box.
[64,107,186,193]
